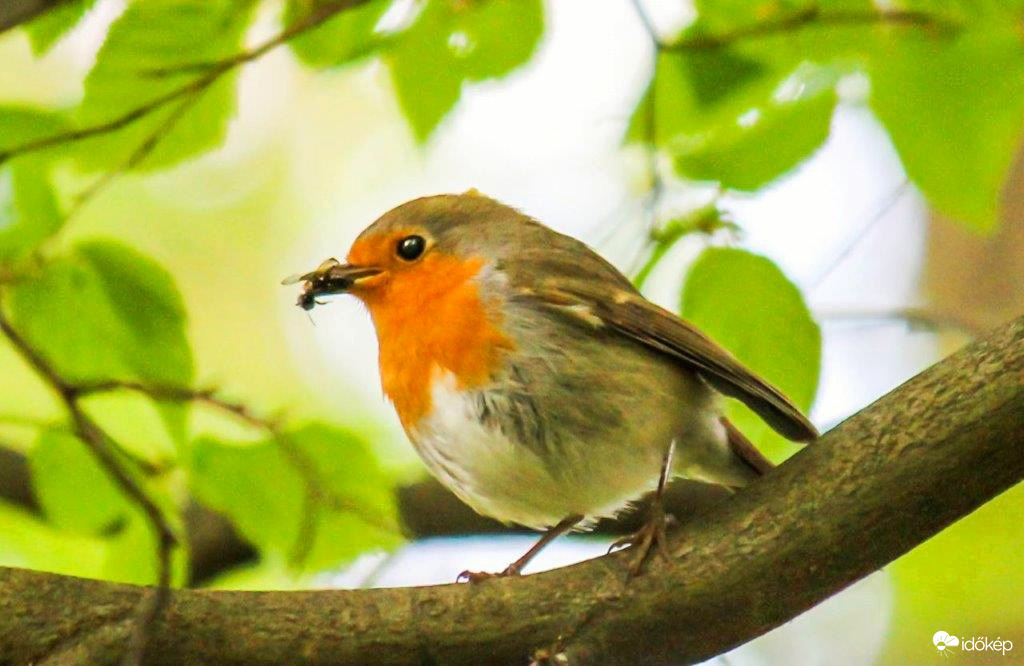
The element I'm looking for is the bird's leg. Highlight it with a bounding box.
[609,440,677,577]
[458,513,583,583]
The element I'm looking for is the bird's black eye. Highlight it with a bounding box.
[396,235,426,261]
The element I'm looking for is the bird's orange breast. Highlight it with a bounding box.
[357,254,514,430]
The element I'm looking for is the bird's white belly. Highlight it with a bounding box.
[407,372,664,529]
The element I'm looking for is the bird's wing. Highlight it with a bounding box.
[516,279,818,442]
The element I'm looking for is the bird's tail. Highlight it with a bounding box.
[721,416,775,479]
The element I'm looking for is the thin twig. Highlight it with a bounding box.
[626,0,669,282]
[0,410,168,474]
[632,199,732,290]
[61,92,208,228]
[76,380,401,545]
[0,0,375,166]
[75,381,279,428]
[0,294,175,666]
[808,179,910,290]
[818,307,983,337]
[290,484,321,567]
[355,551,398,589]
[629,0,666,48]
[667,7,959,51]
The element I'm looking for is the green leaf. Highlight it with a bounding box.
[388,0,544,141]
[74,0,258,171]
[0,109,68,261]
[685,50,767,108]
[626,49,777,144]
[81,390,181,463]
[189,422,400,571]
[0,497,183,584]
[0,500,108,577]
[0,158,63,262]
[626,47,838,190]
[681,247,820,460]
[869,27,1024,230]
[28,429,131,534]
[4,240,193,388]
[100,511,189,585]
[28,427,187,584]
[674,87,837,190]
[0,105,67,153]
[284,0,391,68]
[25,0,99,56]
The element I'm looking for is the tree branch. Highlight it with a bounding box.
[0,296,176,666]
[74,379,402,553]
[818,306,985,337]
[667,6,959,51]
[1,313,1020,665]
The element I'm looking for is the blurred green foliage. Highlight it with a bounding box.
[0,1,1022,660]
[0,157,62,262]
[868,27,1024,228]
[6,240,193,387]
[285,0,393,67]
[626,0,1024,230]
[24,0,99,56]
[0,105,67,152]
[191,423,399,572]
[681,247,820,462]
[75,0,258,170]
[30,428,133,535]
[386,0,543,140]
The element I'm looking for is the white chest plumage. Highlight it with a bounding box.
[405,370,666,530]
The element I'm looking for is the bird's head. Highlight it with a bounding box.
[292,190,534,311]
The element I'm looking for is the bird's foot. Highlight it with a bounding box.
[456,563,522,584]
[608,503,677,577]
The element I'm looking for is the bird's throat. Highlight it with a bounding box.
[362,255,514,430]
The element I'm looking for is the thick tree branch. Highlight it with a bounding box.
[1,314,1021,665]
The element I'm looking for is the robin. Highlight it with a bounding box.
[289,191,817,579]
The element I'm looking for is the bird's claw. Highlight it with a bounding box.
[457,564,521,584]
[608,504,677,577]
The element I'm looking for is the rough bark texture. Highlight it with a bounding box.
[0,315,1021,665]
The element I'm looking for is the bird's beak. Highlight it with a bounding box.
[284,258,383,310]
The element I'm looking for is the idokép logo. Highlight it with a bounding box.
[933,631,1014,657]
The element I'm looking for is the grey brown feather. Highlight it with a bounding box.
[522,281,818,442]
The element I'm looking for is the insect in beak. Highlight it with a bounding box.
[283,258,383,311]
